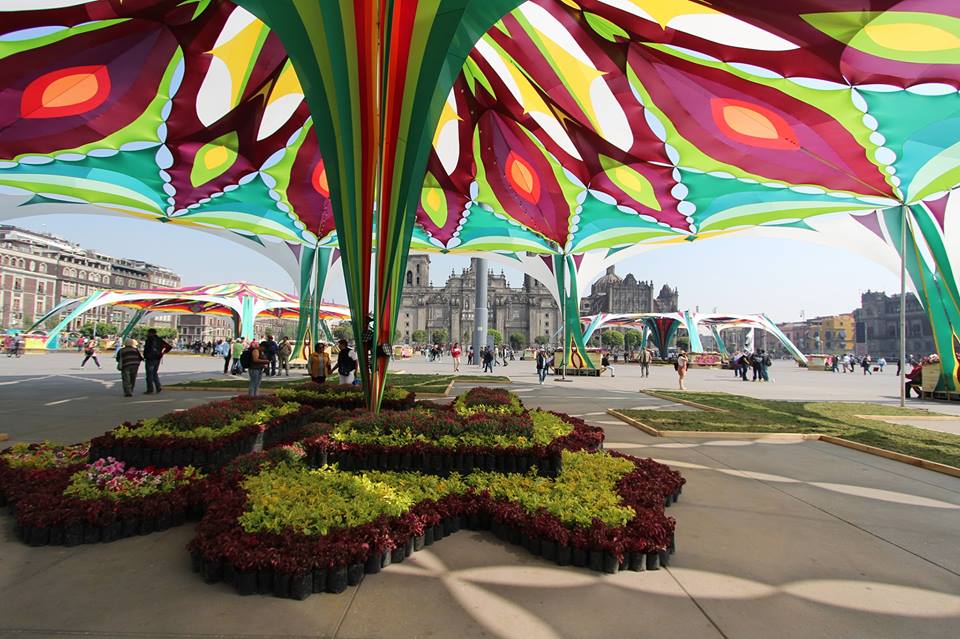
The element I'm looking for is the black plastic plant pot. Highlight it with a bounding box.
[222,562,236,586]
[190,551,203,573]
[364,553,382,574]
[171,508,186,527]
[27,526,49,547]
[508,527,520,545]
[658,550,670,567]
[102,521,122,543]
[290,573,312,600]
[236,571,257,596]
[433,524,443,540]
[156,513,172,531]
[448,516,461,533]
[83,523,101,544]
[48,525,65,546]
[203,559,223,584]
[628,552,646,572]
[257,569,274,594]
[603,553,620,574]
[413,535,425,551]
[346,562,364,586]
[312,569,327,593]
[541,540,557,561]
[160,448,174,467]
[62,524,81,547]
[588,550,604,572]
[424,528,434,546]
[465,514,479,530]
[572,548,587,567]
[391,547,405,564]
[138,517,156,536]
[123,518,139,538]
[272,573,291,598]
[504,456,517,473]
[646,553,660,571]
[405,539,414,557]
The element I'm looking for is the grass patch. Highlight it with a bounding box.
[621,392,960,468]
[167,372,510,395]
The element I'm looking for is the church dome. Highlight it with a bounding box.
[597,265,622,285]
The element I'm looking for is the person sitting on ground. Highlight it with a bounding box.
[905,361,924,398]
[116,338,143,397]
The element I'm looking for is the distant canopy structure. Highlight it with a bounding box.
[4,1,960,405]
[29,282,349,348]
[581,312,805,363]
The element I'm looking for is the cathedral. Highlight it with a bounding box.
[397,257,678,346]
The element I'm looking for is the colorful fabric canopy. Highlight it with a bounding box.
[4,1,960,392]
[30,281,349,347]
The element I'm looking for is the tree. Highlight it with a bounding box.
[488,328,503,345]
[332,322,354,342]
[588,332,601,347]
[601,330,624,349]
[394,329,403,343]
[624,329,643,350]
[509,332,525,350]
[430,328,448,345]
[411,329,428,344]
[130,326,177,341]
[534,335,550,346]
[79,321,118,338]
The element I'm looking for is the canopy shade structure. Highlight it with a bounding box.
[581,311,806,363]
[5,1,960,400]
[29,282,349,348]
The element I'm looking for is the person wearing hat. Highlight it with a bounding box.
[116,338,144,397]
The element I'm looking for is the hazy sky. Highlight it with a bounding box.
[10,213,899,324]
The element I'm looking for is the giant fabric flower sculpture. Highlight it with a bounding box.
[4,0,960,392]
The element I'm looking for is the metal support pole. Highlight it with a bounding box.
[900,204,908,407]
[472,257,488,365]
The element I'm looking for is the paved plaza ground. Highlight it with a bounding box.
[0,352,958,638]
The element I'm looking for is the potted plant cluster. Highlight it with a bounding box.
[188,447,684,600]
[11,457,207,546]
[0,441,90,508]
[301,389,603,476]
[275,383,415,411]
[87,395,313,469]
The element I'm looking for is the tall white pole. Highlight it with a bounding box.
[900,204,907,408]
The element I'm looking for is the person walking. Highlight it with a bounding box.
[482,347,494,373]
[308,342,331,383]
[332,339,359,385]
[80,337,100,368]
[262,334,279,377]
[143,328,171,394]
[115,338,143,397]
[278,336,292,376]
[230,338,245,375]
[535,348,548,384]
[244,340,269,396]
[451,342,462,372]
[877,356,886,373]
[218,338,232,374]
[676,350,688,390]
[639,346,652,378]
[601,351,615,377]
[861,354,873,375]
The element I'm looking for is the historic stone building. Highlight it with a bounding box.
[579,266,678,315]
[397,257,677,347]
[854,291,934,359]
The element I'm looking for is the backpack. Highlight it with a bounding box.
[239,347,253,369]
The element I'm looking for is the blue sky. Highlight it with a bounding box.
[10,214,899,323]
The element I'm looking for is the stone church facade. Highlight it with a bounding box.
[397,257,678,347]
[579,266,679,315]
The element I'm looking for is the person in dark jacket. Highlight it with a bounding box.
[142,328,172,394]
[263,334,279,376]
[115,338,143,397]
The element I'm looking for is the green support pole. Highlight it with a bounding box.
[320,319,334,342]
[294,245,317,359]
[120,309,148,339]
[710,325,730,358]
[240,296,255,340]
[552,254,593,369]
[684,311,704,353]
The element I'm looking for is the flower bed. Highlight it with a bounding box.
[13,457,207,546]
[452,386,524,416]
[188,450,683,599]
[274,384,415,411]
[0,442,90,508]
[87,396,313,469]
[302,409,603,476]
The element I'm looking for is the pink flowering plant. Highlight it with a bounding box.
[2,441,90,469]
[63,457,204,501]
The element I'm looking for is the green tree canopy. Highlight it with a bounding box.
[534,335,550,346]
[79,322,118,338]
[332,322,354,342]
[411,329,428,344]
[509,332,525,350]
[488,329,503,345]
[602,330,624,349]
[624,329,643,350]
[431,328,449,345]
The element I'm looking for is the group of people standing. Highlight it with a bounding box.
[112,329,172,396]
[730,350,773,383]
[826,353,887,374]
[216,335,293,378]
